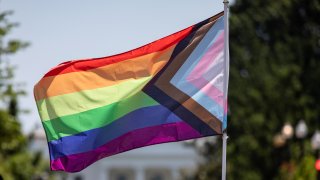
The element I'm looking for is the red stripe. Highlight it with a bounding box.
[44,26,194,77]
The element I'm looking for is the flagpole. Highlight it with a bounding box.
[222,132,228,180]
[222,0,229,180]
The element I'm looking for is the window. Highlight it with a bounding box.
[145,168,171,180]
[74,175,83,180]
[148,173,164,180]
[109,168,135,180]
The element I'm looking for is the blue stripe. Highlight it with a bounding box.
[49,105,182,160]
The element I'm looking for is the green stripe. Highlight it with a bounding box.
[37,77,152,121]
[42,92,158,141]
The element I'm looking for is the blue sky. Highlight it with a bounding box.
[2,0,224,133]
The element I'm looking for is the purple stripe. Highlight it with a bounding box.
[51,121,202,172]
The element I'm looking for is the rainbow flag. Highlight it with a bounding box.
[34,12,228,172]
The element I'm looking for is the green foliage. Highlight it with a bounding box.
[194,0,320,179]
[0,152,51,180]
[0,8,52,180]
[292,155,317,180]
[0,110,25,156]
[0,11,29,55]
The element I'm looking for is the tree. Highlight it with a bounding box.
[0,10,51,180]
[194,0,320,179]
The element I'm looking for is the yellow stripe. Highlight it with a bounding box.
[36,77,152,121]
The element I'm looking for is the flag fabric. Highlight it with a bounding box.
[34,12,228,172]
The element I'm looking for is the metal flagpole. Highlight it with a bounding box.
[222,0,229,180]
[222,132,228,180]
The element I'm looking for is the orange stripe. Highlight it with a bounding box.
[35,44,176,100]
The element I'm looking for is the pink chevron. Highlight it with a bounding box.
[186,32,225,107]
[187,32,224,81]
[189,76,224,107]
